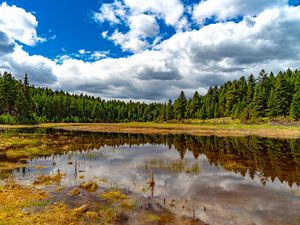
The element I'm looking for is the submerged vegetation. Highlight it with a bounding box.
[1,68,300,124]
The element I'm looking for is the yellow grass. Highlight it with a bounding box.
[33,173,65,186]
[2,117,300,138]
[44,120,300,138]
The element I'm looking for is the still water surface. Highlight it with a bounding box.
[2,129,300,225]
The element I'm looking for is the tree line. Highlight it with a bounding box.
[0,68,300,124]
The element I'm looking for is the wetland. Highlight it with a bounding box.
[0,128,300,225]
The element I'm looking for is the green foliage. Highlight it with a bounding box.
[0,68,299,124]
[0,114,16,125]
[0,72,17,115]
[166,99,174,120]
[290,91,300,119]
[174,91,187,121]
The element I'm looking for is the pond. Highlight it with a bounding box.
[1,129,300,225]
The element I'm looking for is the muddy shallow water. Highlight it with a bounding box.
[1,129,300,225]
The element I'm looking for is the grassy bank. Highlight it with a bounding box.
[1,118,300,138]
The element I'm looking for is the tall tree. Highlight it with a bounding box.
[174,91,187,121]
[290,91,300,119]
[166,99,174,120]
[0,72,17,115]
[16,74,34,123]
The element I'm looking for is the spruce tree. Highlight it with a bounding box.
[0,72,17,115]
[190,91,201,118]
[273,76,293,117]
[246,74,255,104]
[290,91,300,119]
[16,74,34,124]
[166,99,174,120]
[252,85,267,117]
[174,91,187,121]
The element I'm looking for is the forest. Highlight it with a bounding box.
[0,68,300,124]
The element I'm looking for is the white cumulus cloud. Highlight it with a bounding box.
[0,2,45,46]
[93,0,186,53]
[1,2,300,102]
[193,0,287,24]
[109,14,159,53]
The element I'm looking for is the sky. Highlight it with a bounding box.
[0,0,300,101]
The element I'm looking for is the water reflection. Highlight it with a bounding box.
[2,130,299,187]
[1,129,300,225]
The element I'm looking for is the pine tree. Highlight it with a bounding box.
[16,74,34,124]
[0,72,17,115]
[246,74,255,104]
[174,91,187,121]
[190,91,201,118]
[185,99,193,118]
[290,91,300,119]
[225,81,239,115]
[266,89,278,117]
[252,85,267,117]
[273,76,293,117]
[166,99,174,120]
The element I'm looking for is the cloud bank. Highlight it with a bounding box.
[0,1,300,101]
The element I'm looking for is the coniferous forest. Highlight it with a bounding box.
[0,68,300,124]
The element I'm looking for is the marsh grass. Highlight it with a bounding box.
[0,180,204,225]
[20,119,300,138]
[80,181,98,192]
[100,189,137,210]
[33,173,65,186]
[2,118,300,138]
[142,213,161,223]
[0,182,114,225]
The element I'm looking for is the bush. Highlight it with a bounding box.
[0,114,17,125]
[32,113,47,124]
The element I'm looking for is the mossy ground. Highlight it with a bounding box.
[0,180,205,225]
[33,173,65,186]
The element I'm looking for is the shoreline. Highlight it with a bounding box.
[1,122,300,138]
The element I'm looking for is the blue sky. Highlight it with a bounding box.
[0,0,300,101]
[4,0,124,59]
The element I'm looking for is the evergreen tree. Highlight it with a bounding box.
[174,91,187,121]
[0,69,299,124]
[266,89,278,118]
[246,74,255,104]
[166,99,174,120]
[271,76,293,117]
[0,72,17,115]
[16,74,35,124]
[290,91,300,119]
[252,85,267,117]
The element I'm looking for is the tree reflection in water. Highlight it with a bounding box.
[1,129,300,187]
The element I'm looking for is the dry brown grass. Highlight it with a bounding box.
[33,173,65,186]
[79,181,98,192]
[2,119,300,138]
[56,122,300,139]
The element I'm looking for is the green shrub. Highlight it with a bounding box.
[0,114,17,125]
